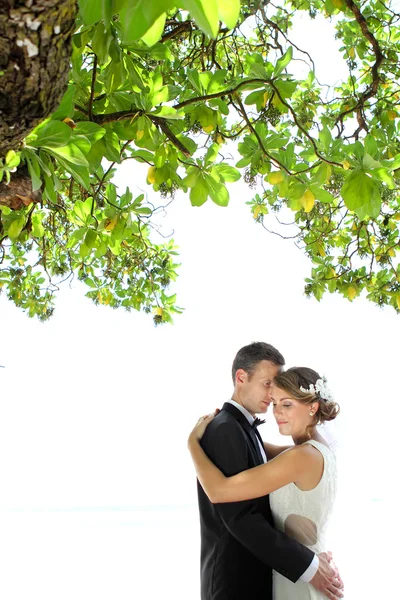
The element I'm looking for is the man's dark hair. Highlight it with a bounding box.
[231,342,285,382]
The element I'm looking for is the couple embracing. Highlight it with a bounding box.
[187,342,344,600]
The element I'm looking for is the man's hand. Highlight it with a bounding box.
[310,552,344,599]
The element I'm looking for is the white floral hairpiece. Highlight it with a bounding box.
[300,377,333,402]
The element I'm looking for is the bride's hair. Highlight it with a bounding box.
[274,367,340,430]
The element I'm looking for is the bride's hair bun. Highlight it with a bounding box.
[274,367,340,427]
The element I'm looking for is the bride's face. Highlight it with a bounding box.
[271,385,315,438]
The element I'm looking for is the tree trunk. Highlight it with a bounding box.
[0,0,77,158]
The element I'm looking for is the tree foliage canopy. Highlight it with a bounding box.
[1,0,400,321]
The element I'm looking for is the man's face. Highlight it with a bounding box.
[235,360,281,416]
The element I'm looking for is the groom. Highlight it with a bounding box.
[197,342,343,600]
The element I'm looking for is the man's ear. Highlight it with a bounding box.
[235,368,247,385]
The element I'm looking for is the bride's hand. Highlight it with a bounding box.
[189,409,220,442]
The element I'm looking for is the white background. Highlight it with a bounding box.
[0,11,398,600]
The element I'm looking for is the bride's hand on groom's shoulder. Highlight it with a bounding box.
[188,409,220,443]
[311,551,344,599]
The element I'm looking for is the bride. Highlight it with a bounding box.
[188,366,340,600]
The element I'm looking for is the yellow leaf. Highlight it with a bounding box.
[216,134,224,145]
[262,91,270,107]
[317,243,326,257]
[153,306,163,316]
[300,189,315,213]
[137,129,144,140]
[203,124,214,133]
[268,171,284,185]
[332,0,345,9]
[394,214,400,222]
[396,295,400,310]
[63,117,76,129]
[325,164,332,183]
[147,166,156,184]
[388,248,396,257]
[253,205,261,220]
[104,215,118,231]
[343,159,351,170]
[388,110,398,121]
[348,286,357,300]
[348,47,355,59]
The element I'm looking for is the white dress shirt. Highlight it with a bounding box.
[225,399,319,583]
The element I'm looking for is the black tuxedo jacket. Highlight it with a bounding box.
[197,402,314,600]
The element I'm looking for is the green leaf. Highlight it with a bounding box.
[120,0,174,43]
[319,127,332,152]
[73,122,106,144]
[369,168,395,188]
[103,130,121,163]
[364,134,378,158]
[28,120,72,148]
[57,159,90,189]
[5,150,20,170]
[74,198,93,224]
[354,196,381,220]
[204,143,219,165]
[214,163,241,182]
[341,169,381,214]
[264,134,289,150]
[130,149,155,163]
[235,156,251,168]
[182,166,200,188]
[79,242,91,259]
[91,22,113,64]
[78,0,112,25]
[180,0,219,38]
[47,143,89,167]
[190,177,209,206]
[244,89,264,106]
[142,12,166,46]
[207,70,228,93]
[309,185,335,203]
[217,0,240,28]
[150,106,183,119]
[51,85,75,120]
[84,228,98,249]
[25,155,42,192]
[67,227,86,248]
[205,175,229,206]
[7,215,25,240]
[363,153,382,170]
[43,172,57,204]
[31,213,45,238]
[274,46,293,77]
[73,135,92,156]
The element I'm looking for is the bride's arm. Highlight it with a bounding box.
[188,435,317,503]
[263,441,293,460]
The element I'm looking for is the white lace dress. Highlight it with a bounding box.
[270,440,337,600]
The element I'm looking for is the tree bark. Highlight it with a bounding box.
[0,0,77,158]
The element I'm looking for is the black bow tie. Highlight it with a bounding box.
[252,417,266,428]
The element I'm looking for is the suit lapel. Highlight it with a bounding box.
[221,402,264,465]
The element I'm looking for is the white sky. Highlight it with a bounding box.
[0,11,398,599]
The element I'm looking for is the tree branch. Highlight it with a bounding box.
[174,78,268,109]
[336,0,385,125]
[88,55,98,122]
